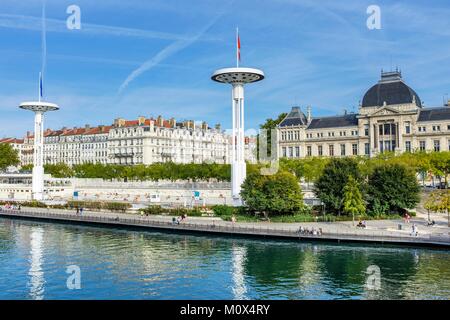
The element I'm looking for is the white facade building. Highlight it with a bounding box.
[1,115,258,167]
[108,116,229,165]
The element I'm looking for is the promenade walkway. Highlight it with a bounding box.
[1,206,449,248]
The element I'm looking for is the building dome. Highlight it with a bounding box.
[361,71,422,108]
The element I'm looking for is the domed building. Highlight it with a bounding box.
[278,70,450,158]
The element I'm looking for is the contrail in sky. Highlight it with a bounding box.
[117,13,224,95]
[41,1,47,79]
[0,13,218,41]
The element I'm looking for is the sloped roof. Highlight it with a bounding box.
[418,107,450,122]
[307,114,358,129]
[279,107,308,127]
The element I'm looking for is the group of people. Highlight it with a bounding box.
[410,223,419,236]
[356,220,367,229]
[75,207,84,216]
[297,226,323,236]
[0,203,21,211]
[172,214,188,225]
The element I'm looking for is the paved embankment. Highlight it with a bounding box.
[1,208,449,248]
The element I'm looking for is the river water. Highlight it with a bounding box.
[0,218,449,300]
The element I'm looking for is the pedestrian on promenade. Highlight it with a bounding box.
[411,224,417,236]
[80,207,83,216]
[76,207,79,215]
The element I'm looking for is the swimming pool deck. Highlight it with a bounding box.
[1,207,449,248]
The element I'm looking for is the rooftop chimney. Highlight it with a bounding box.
[306,106,312,123]
[114,118,125,127]
[138,116,146,126]
[170,117,176,128]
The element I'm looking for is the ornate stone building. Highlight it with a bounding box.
[108,116,229,165]
[1,115,258,167]
[278,71,450,158]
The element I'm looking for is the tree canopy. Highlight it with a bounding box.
[241,170,304,216]
[0,143,20,171]
[314,158,363,215]
[343,176,366,220]
[367,163,420,214]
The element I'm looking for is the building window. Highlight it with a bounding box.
[329,145,334,157]
[352,144,358,155]
[288,147,293,158]
[365,143,370,155]
[340,144,346,156]
[364,124,369,136]
[405,141,411,152]
[405,122,411,134]
[434,140,441,152]
[307,146,312,157]
[295,146,300,157]
[433,125,441,132]
[282,147,287,157]
[419,141,426,151]
[318,145,323,156]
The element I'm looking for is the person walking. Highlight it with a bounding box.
[411,224,416,236]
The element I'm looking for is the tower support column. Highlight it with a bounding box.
[32,111,44,200]
[231,84,246,206]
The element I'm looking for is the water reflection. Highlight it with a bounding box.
[231,245,247,299]
[0,218,449,300]
[27,227,45,300]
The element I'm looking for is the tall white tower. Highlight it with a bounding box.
[212,68,264,206]
[19,101,59,200]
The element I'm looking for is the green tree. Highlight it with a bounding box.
[433,190,450,227]
[314,158,363,215]
[241,171,304,217]
[343,176,366,225]
[0,143,19,171]
[429,151,450,188]
[367,163,420,214]
[44,163,73,178]
[258,113,287,159]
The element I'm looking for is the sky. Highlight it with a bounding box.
[0,0,449,138]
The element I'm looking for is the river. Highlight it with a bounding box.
[0,218,449,300]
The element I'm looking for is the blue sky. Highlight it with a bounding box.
[1,0,450,137]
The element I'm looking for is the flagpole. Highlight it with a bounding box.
[38,72,41,102]
[236,27,239,68]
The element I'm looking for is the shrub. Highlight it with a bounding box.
[241,170,304,216]
[212,205,237,217]
[66,201,131,212]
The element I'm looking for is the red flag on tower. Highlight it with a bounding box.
[236,28,241,67]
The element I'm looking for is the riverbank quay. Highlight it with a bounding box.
[1,207,449,248]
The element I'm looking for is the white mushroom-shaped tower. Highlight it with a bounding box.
[212,67,264,206]
[19,101,59,200]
